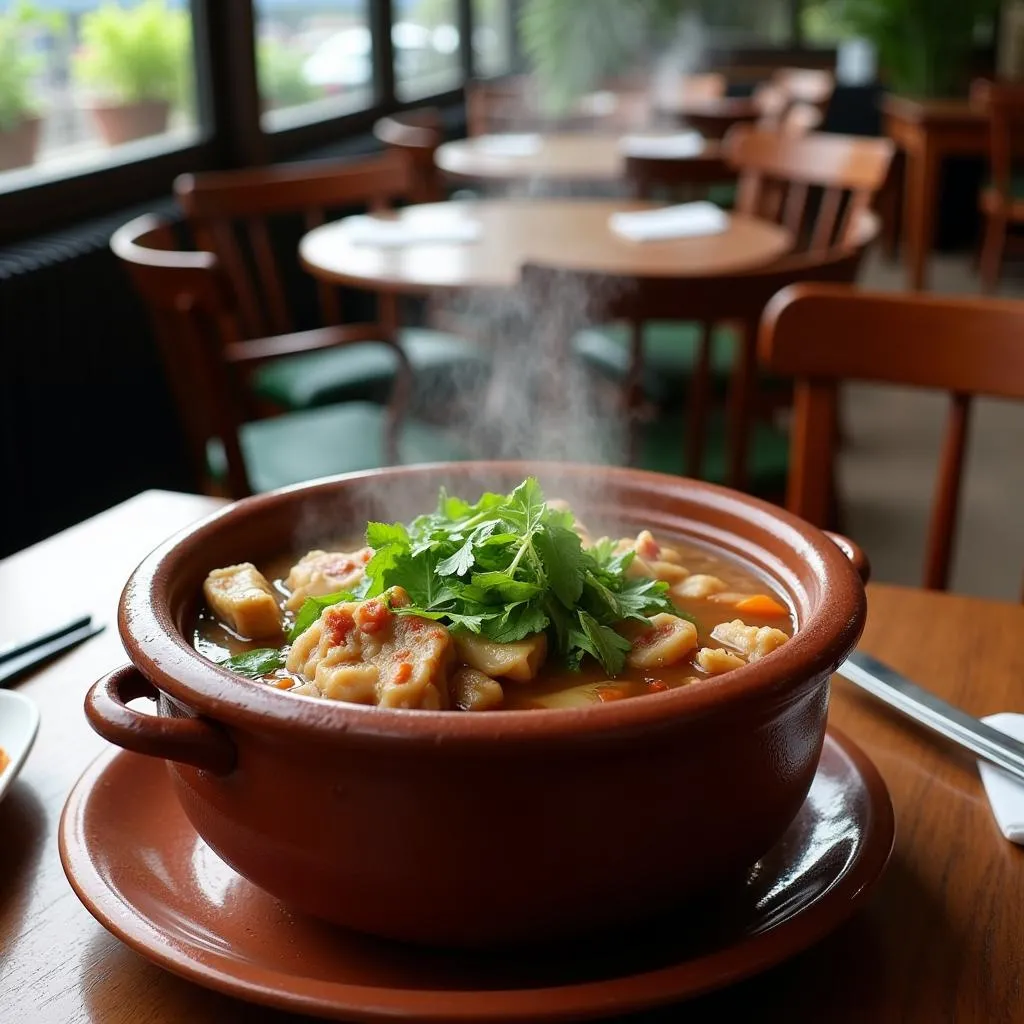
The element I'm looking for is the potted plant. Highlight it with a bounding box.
[0,2,56,172]
[844,0,1001,98]
[75,0,189,146]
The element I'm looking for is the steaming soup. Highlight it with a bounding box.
[194,479,794,710]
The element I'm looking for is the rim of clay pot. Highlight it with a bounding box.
[119,462,866,748]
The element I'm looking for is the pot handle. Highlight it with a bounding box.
[85,665,236,775]
[825,532,871,584]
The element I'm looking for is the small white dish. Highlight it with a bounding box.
[0,690,41,803]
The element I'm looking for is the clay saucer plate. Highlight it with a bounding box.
[60,728,893,1022]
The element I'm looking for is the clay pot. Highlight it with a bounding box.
[90,99,170,146]
[85,462,868,947]
[0,116,41,172]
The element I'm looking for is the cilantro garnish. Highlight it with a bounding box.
[361,478,674,676]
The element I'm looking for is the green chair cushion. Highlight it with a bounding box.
[207,402,469,494]
[636,409,790,495]
[251,327,490,411]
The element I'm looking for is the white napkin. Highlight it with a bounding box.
[473,134,543,157]
[340,214,482,248]
[619,132,705,159]
[609,201,729,242]
[978,713,1024,844]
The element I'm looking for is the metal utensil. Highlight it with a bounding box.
[841,650,1024,785]
[0,617,105,687]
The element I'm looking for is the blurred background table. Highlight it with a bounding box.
[2,490,1023,1022]
[434,133,727,187]
[299,199,793,294]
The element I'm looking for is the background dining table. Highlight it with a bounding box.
[2,488,1023,1023]
[298,198,793,294]
[433,133,727,186]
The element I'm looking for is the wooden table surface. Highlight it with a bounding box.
[2,490,1023,1023]
[298,198,792,294]
[434,133,724,184]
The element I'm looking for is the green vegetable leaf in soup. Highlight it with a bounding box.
[221,648,285,679]
[289,590,354,642]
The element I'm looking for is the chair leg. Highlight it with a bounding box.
[685,323,713,478]
[979,213,1008,294]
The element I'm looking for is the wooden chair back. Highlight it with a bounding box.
[724,126,894,254]
[760,285,1024,590]
[373,107,445,204]
[112,214,410,498]
[520,218,874,484]
[971,78,1024,209]
[174,152,413,340]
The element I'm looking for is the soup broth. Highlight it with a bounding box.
[194,486,795,713]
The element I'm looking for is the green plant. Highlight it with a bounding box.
[845,0,1000,97]
[75,0,190,106]
[258,38,320,109]
[0,2,62,131]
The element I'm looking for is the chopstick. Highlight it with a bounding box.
[0,616,105,687]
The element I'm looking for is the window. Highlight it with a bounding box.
[801,0,854,46]
[472,0,511,77]
[0,0,200,195]
[254,0,373,134]
[393,0,462,101]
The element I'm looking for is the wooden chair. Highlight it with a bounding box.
[760,285,1024,590]
[971,79,1024,293]
[112,215,465,499]
[174,152,487,417]
[373,107,445,203]
[724,126,895,253]
[523,227,873,491]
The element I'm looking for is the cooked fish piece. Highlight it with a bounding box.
[203,563,283,639]
[710,620,789,661]
[287,588,453,708]
[453,632,548,682]
[625,613,698,669]
[284,548,373,611]
[671,574,728,599]
[450,667,504,711]
[696,647,746,675]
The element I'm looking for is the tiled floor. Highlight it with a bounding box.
[837,250,1024,599]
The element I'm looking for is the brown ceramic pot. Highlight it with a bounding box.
[0,116,41,172]
[85,463,868,947]
[91,99,170,146]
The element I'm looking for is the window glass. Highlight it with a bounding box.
[0,0,200,194]
[255,0,373,133]
[393,0,462,101]
[472,0,510,77]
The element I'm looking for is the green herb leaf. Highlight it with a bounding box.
[534,525,585,607]
[366,521,409,548]
[220,648,285,679]
[469,571,544,602]
[482,602,550,644]
[571,611,632,677]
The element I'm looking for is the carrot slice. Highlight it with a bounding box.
[734,594,788,617]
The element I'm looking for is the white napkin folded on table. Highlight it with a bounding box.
[978,713,1024,844]
[474,134,543,157]
[341,214,482,248]
[619,131,705,159]
[609,201,729,242]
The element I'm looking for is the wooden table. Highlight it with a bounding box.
[882,95,989,291]
[299,199,792,294]
[434,133,725,185]
[3,489,1023,1022]
[657,96,761,139]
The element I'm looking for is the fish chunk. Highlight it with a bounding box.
[671,574,727,599]
[284,548,373,611]
[696,647,746,675]
[454,633,548,682]
[625,613,698,669]
[710,620,789,661]
[203,563,283,639]
[287,590,453,708]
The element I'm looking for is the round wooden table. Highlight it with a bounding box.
[299,199,793,294]
[434,132,725,185]
[658,96,761,139]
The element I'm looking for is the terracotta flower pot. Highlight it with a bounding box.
[84,462,868,947]
[0,116,41,172]
[90,99,170,146]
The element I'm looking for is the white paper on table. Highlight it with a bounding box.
[608,201,729,242]
[473,134,543,157]
[978,713,1024,844]
[619,132,705,159]
[340,214,482,248]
